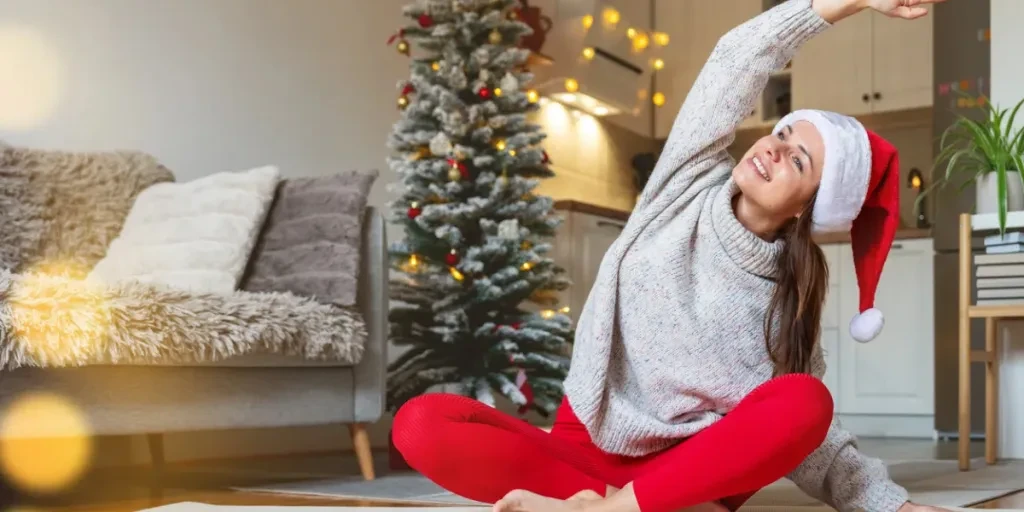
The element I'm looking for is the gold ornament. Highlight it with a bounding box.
[493,87,503,97]
[412,146,431,160]
[397,96,409,109]
[520,261,533,271]
[489,29,503,45]
[431,61,441,72]
[396,40,410,55]
[521,240,532,250]
[448,167,462,181]
[494,139,507,151]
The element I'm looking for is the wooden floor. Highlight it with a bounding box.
[4,442,1022,511]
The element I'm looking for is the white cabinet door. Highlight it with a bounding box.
[870,11,933,112]
[836,238,935,415]
[553,211,625,323]
[792,9,874,116]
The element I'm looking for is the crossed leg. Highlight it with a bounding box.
[392,374,833,512]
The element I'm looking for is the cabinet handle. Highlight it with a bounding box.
[862,93,870,103]
[597,220,625,230]
[874,92,882,100]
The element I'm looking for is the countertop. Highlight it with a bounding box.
[553,199,932,244]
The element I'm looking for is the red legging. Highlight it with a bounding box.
[392,374,833,512]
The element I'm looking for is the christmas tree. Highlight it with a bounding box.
[384,0,573,417]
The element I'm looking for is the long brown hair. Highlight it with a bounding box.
[764,196,829,376]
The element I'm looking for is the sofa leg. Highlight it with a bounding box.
[147,433,165,501]
[348,423,375,480]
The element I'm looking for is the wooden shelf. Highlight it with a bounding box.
[968,304,1024,318]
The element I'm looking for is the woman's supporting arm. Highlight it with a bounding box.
[786,344,911,511]
[633,0,828,215]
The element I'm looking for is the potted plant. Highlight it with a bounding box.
[917,94,1024,234]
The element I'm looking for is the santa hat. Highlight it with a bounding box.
[773,110,900,343]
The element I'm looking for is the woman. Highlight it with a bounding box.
[392,0,950,511]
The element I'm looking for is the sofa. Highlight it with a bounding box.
[0,143,387,480]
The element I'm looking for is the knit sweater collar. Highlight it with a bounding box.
[710,178,784,279]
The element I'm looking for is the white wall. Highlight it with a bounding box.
[0,0,410,466]
[0,0,408,215]
[991,0,1024,460]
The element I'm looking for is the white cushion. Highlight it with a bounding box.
[88,165,280,294]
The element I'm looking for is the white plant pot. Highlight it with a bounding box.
[975,170,1024,214]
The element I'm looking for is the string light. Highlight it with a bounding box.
[582,47,595,60]
[409,254,420,267]
[626,27,638,39]
[632,31,650,51]
[508,149,517,157]
[581,15,594,29]
[527,90,540,103]
[654,32,670,46]
[520,261,533,271]
[652,58,665,71]
[652,92,666,107]
[494,139,507,151]
[449,266,465,281]
[564,78,579,93]
[431,61,441,71]
[541,309,555,319]
[602,7,620,25]
[560,306,571,314]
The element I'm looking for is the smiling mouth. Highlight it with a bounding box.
[752,156,770,182]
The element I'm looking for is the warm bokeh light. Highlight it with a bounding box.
[581,15,594,29]
[652,58,665,70]
[632,32,650,51]
[564,78,579,93]
[602,7,620,26]
[582,47,595,60]
[0,392,93,494]
[652,92,666,106]
[626,27,638,39]
[0,25,65,130]
[654,32,670,46]
[526,89,539,103]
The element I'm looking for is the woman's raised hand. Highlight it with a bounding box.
[812,0,944,24]
[864,0,946,19]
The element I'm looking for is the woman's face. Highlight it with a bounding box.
[732,120,826,219]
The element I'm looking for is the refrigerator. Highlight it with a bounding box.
[931,0,990,438]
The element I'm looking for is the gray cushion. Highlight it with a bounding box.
[241,170,378,306]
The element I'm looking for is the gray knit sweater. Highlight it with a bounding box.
[562,1,909,511]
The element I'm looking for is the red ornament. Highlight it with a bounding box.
[445,251,460,265]
[418,14,434,28]
[542,151,551,164]
[407,206,422,219]
[478,87,492,99]
[447,158,470,179]
[402,83,415,96]
[512,322,522,329]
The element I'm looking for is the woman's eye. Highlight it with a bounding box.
[792,155,804,172]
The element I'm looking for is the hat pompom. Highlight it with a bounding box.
[850,308,883,343]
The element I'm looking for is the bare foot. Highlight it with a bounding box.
[678,502,729,512]
[493,490,587,512]
[568,490,602,501]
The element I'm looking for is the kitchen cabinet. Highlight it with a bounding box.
[653,0,762,139]
[550,207,625,324]
[792,9,933,115]
[824,237,936,437]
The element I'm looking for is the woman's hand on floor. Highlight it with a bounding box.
[898,501,952,512]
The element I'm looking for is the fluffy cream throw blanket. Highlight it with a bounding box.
[0,143,366,370]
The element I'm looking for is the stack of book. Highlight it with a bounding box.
[976,232,1024,305]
